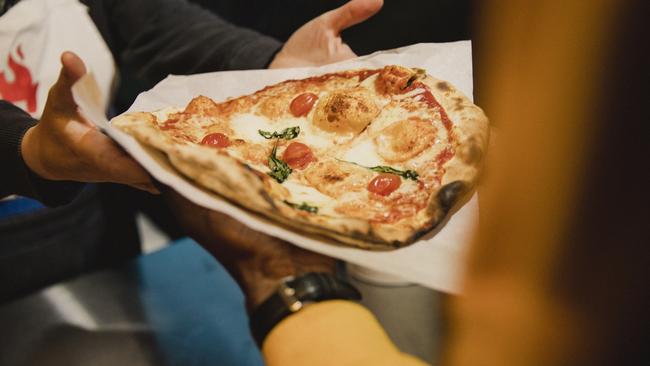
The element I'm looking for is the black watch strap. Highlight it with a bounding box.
[250,272,361,346]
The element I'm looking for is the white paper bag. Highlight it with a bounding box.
[0,0,115,117]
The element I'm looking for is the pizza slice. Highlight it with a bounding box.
[112,65,489,249]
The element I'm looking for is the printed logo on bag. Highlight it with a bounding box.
[0,45,39,113]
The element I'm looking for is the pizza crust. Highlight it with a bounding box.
[112,67,489,250]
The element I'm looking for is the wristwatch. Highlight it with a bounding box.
[249,272,362,345]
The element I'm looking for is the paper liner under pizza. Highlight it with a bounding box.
[112,65,489,250]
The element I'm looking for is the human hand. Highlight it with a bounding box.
[164,188,336,311]
[268,0,383,69]
[21,52,157,193]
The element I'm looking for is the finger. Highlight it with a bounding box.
[131,182,160,194]
[47,52,88,115]
[324,0,383,33]
[61,51,87,81]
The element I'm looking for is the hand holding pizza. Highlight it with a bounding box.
[20,52,157,193]
[268,0,383,69]
[164,187,336,311]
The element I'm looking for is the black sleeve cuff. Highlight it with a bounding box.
[1,101,83,206]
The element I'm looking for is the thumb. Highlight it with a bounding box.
[324,0,383,33]
[47,52,87,114]
[60,51,87,83]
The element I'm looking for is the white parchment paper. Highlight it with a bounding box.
[73,42,476,293]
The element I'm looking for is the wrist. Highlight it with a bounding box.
[20,126,46,179]
[225,246,336,311]
[249,272,361,345]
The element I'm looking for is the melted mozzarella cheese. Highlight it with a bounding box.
[296,120,337,149]
[283,181,331,205]
[282,180,338,216]
[368,106,408,133]
[228,112,340,149]
[154,107,182,122]
[229,113,278,143]
[359,73,378,90]
[340,137,386,167]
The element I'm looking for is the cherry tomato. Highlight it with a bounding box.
[290,93,318,117]
[367,173,401,196]
[200,133,230,148]
[282,142,314,169]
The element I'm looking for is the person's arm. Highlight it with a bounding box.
[263,301,427,366]
[84,0,282,86]
[0,101,82,206]
[83,0,382,85]
[164,190,428,366]
[2,52,156,206]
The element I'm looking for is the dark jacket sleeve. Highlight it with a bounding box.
[83,0,283,87]
[0,101,82,206]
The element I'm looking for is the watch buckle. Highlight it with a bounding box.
[278,281,304,312]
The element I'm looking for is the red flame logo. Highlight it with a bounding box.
[0,45,39,113]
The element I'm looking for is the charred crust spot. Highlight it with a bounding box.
[453,97,466,112]
[437,181,466,212]
[389,240,403,248]
[408,221,439,245]
[436,82,451,92]
[323,173,348,182]
[347,229,395,249]
[245,164,267,180]
[461,141,483,165]
[258,188,276,207]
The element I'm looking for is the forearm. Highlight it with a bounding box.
[263,300,429,366]
[0,101,82,206]
[164,191,424,365]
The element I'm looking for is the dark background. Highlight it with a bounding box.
[189,0,474,54]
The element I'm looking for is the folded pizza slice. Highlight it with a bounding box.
[113,65,489,249]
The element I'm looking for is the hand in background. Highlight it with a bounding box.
[268,0,383,69]
[21,52,157,193]
[164,188,336,311]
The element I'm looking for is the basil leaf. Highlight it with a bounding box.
[258,126,300,140]
[336,159,419,181]
[258,130,275,139]
[267,144,292,183]
[284,200,319,214]
[370,166,419,181]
